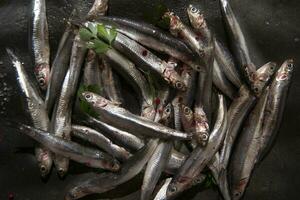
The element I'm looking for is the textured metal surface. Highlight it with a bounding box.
[0,0,299,199]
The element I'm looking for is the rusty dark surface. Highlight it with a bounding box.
[0,0,299,199]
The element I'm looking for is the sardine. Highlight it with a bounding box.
[32,0,50,90]
[7,48,52,177]
[167,94,227,199]
[51,34,86,177]
[14,123,120,171]
[181,105,194,133]
[65,139,159,200]
[82,92,191,140]
[71,125,131,162]
[95,16,202,71]
[229,88,270,200]
[45,21,75,115]
[194,106,210,146]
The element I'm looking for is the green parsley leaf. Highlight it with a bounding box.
[88,22,98,35]
[79,28,94,41]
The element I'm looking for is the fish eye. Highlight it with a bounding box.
[201,133,208,141]
[175,81,183,89]
[40,165,47,173]
[270,66,275,71]
[85,94,92,100]
[169,185,177,193]
[184,107,191,114]
[253,87,259,93]
[191,7,198,13]
[234,192,241,197]
[38,78,45,86]
[287,63,294,70]
[165,107,171,113]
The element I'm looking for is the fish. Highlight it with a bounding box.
[217,61,277,199]
[194,106,210,146]
[86,0,108,20]
[180,105,194,133]
[14,123,120,171]
[82,92,191,140]
[166,94,227,199]
[260,59,293,159]
[154,85,171,123]
[101,57,124,104]
[71,125,131,162]
[31,0,50,90]
[103,48,153,106]
[45,21,75,115]
[219,0,255,86]
[213,59,236,99]
[7,48,52,177]
[83,50,103,89]
[50,34,86,177]
[214,39,242,88]
[153,178,172,200]
[65,139,159,200]
[229,87,270,200]
[108,31,187,91]
[141,104,174,200]
[95,16,202,71]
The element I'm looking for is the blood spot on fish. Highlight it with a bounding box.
[154,98,161,105]
[142,50,148,57]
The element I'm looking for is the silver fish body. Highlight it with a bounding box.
[7,49,52,177]
[86,0,108,20]
[71,125,131,162]
[83,50,103,88]
[51,34,86,177]
[65,139,159,200]
[167,94,227,199]
[82,92,191,140]
[95,16,201,71]
[109,32,186,91]
[45,22,75,115]
[229,88,270,200]
[32,0,50,90]
[16,124,120,171]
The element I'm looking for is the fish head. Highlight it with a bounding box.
[251,62,277,97]
[160,103,174,126]
[276,59,294,82]
[35,148,52,178]
[194,107,209,144]
[166,177,193,199]
[141,104,156,121]
[163,64,187,91]
[35,63,50,90]
[231,177,249,200]
[98,152,121,172]
[187,5,206,30]
[181,105,194,124]
[82,92,108,108]
[163,12,183,36]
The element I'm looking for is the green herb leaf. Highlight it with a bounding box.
[106,27,117,44]
[88,22,98,35]
[79,28,94,41]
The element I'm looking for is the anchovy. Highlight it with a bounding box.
[32,0,50,90]
[101,57,124,104]
[167,95,227,199]
[213,59,236,99]
[15,123,120,171]
[219,0,255,85]
[86,0,108,20]
[45,21,75,115]
[229,88,270,200]
[71,125,131,161]
[65,139,159,200]
[107,31,186,91]
[82,92,191,140]
[95,16,201,71]
[83,50,103,88]
[260,59,293,158]
[217,62,277,198]
[7,48,52,177]
[181,105,194,133]
[214,39,242,88]
[154,85,171,123]
[141,104,174,200]
[104,48,153,106]
[194,106,210,146]
[51,34,86,177]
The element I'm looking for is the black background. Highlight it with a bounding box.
[0,0,299,199]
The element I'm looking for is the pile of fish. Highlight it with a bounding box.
[5,0,293,200]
